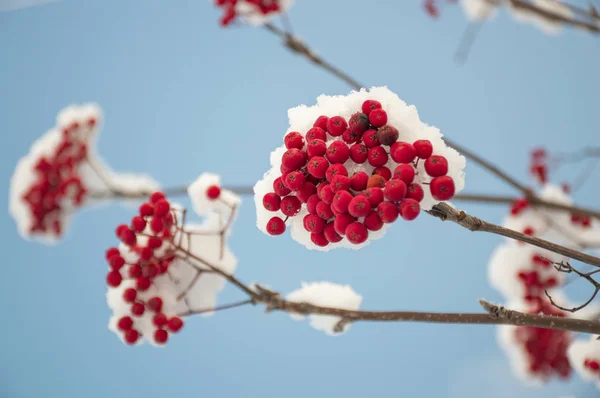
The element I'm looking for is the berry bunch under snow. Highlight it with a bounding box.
[254,87,466,251]
[568,336,600,389]
[106,174,241,346]
[214,0,294,26]
[10,104,159,243]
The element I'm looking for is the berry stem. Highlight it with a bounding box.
[176,299,255,317]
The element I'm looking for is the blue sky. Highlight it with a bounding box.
[1,1,599,397]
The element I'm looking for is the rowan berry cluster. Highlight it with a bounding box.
[215,0,293,26]
[254,87,465,250]
[106,175,241,346]
[10,105,100,240]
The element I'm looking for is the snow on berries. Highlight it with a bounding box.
[9,104,159,243]
[214,0,294,27]
[254,86,466,250]
[285,281,362,336]
[106,175,241,346]
[568,336,600,389]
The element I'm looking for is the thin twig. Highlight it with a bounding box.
[176,299,255,317]
[89,185,253,200]
[427,202,600,268]
[545,260,600,313]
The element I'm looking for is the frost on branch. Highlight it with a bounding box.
[214,0,294,27]
[286,281,362,336]
[106,176,241,346]
[9,104,159,244]
[254,86,466,251]
[568,336,600,389]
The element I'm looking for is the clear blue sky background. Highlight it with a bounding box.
[1,1,599,397]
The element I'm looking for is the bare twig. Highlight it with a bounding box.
[427,202,600,268]
[545,260,600,313]
[176,299,255,317]
[90,185,253,200]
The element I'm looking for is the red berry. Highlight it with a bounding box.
[349,112,370,135]
[109,255,125,271]
[377,201,399,223]
[167,317,184,332]
[124,329,139,345]
[362,100,382,116]
[131,302,145,316]
[399,199,421,221]
[326,141,350,164]
[316,201,334,220]
[131,216,146,233]
[307,139,327,157]
[327,116,348,136]
[284,132,304,149]
[206,185,221,200]
[367,175,386,189]
[384,180,407,202]
[136,276,151,291]
[306,194,320,214]
[150,192,165,203]
[362,129,380,147]
[364,211,383,231]
[263,193,281,211]
[318,183,334,204]
[148,297,163,312]
[150,217,164,234]
[303,214,325,234]
[393,164,415,184]
[284,171,305,191]
[368,146,388,167]
[123,288,137,303]
[332,190,353,214]
[153,313,168,327]
[348,195,371,218]
[115,223,129,238]
[139,202,154,217]
[306,127,327,141]
[273,177,292,196]
[307,156,329,179]
[106,271,123,287]
[350,143,368,164]
[413,140,433,159]
[373,166,392,181]
[407,183,424,202]
[154,329,169,344]
[369,109,388,128]
[377,125,399,146]
[364,187,384,207]
[326,163,348,182]
[117,316,134,331]
[266,217,286,235]
[128,264,142,278]
[342,129,361,144]
[310,231,329,247]
[147,236,162,249]
[105,247,120,260]
[430,176,455,201]
[313,116,329,131]
[140,246,153,261]
[119,228,137,246]
[333,213,355,235]
[154,199,170,217]
[350,172,369,191]
[391,142,416,163]
[281,148,307,171]
[346,222,368,244]
[424,155,449,177]
[323,222,343,243]
[331,175,352,193]
[280,196,301,216]
[296,182,317,203]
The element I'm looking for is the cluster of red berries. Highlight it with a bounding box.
[215,0,281,26]
[21,119,93,236]
[511,196,593,231]
[513,300,572,380]
[261,99,456,247]
[106,191,184,345]
[517,254,559,302]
